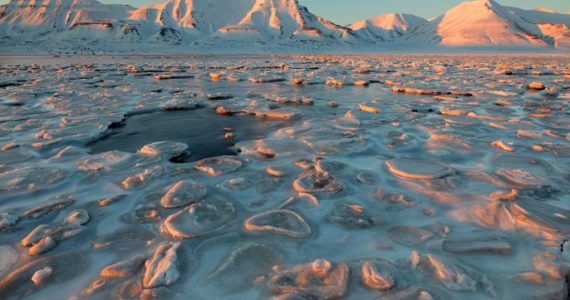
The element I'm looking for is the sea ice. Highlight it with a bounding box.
[327,202,375,229]
[101,256,146,279]
[361,260,400,291]
[0,55,568,299]
[142,242,181,289]
[162,196,236,239]
[194,156,242,176]
[385,158,453,180]
[293,173,343,194]
[160,180,207,208]
[140,141,189,158]
[0,166,67,193]
[206,243,282,294]
[268,259,350,299]
[31,267,53,286]
[21,209,90,256]
[244,209,311,239]
[442,232,512,254]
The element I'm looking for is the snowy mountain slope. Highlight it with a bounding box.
[507,6,570,48]
[210,0,356,45]
[0,0,132,37]
[0,0,568,52]
[349,13,427,42]
[402,0,570,49]
[513,7,570,27]
[536,23,570,49]
[128,0,255,40]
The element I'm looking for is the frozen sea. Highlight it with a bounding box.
[0,54,569,299]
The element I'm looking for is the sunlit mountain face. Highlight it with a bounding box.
[0,0,568,52]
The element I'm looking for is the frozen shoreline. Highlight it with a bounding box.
[1,52,569,66]
[1,46,568,58]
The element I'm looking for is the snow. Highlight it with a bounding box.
[1,0,568,53]
[244,209,312,238]
[209,0,354,46]
[161,196,235,239]
[129,0,255,38]
[349,13,428,42]
[31,267,54,286]
[160,179,207,208]
[404,0,551,47]
[534,8,557,14]
[142,241,181,289]
[0,0,132,32]
[393,1,564,51]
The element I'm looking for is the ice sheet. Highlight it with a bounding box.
[0,54,569,299]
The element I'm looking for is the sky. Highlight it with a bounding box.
[1,0,568,25]
[306,0,570,25]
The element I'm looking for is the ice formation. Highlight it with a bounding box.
[0,54,568,299]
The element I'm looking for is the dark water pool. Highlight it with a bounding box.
[89,108,292,162]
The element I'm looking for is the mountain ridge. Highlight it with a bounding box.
[349,13,428,42]
[0,0,568,53]
[402,0,568,48]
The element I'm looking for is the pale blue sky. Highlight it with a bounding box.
[2,0,569,25]
[307,0,570,25]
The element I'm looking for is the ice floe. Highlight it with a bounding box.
[160,180,207,208]
[0,55,569,299]
[244,209,311,239]
[268,259,350,299]
[162,196,235,239]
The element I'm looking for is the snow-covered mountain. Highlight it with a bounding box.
[403,0,570,48]
[203,0,357,48]
[0,0,132,36]
[0,0,568,53]
[349,13,427,42]
[128,0,255,40]
[509,5,570,49]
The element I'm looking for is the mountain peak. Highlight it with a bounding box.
[367,13,426,30]
[214,0,351,42]
[533,8,557,14]
[476,0,498,7]
[349,13,427,42]
[0,0,131,32]
[0,0,568,51]
[453,0,502,13]
[129,0,254,34]
[403,0,567,48]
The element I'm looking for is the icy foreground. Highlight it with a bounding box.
[0,0,569,54]
[0,54,570,299]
